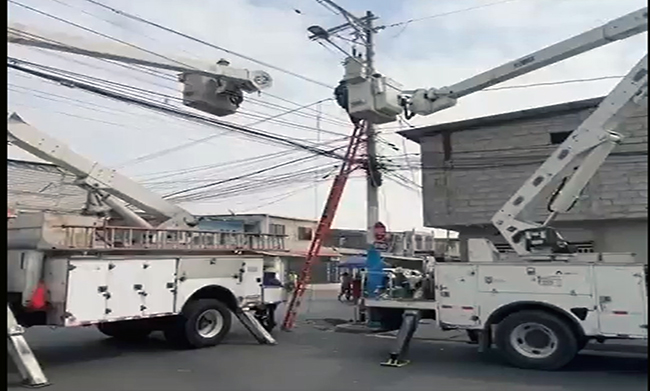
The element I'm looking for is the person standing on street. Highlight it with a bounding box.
[338,271,352,301]
[286,271,298,293]
[351,270,363,304]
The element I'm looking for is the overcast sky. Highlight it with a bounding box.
[7,0,647,235]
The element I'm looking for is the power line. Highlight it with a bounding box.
[8,58,350,161]
[381,0,520,30]
[163,151,342,200]
[28,1,350,128]
[167,160,343,203]
[9,56,354,183]
[237,181,329,213]
[114,98,339,168]
[82,0,335,89]
[9,8,348,133]
[9,0,195,70]
[10,32,351,141]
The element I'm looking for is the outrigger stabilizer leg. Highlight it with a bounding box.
[7,305,49,388]
[234,308,277,345]
[380,310,420,367]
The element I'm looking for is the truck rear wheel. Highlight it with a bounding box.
[163,298,232,349]
[495,310,578,370]
[97,320,152,341]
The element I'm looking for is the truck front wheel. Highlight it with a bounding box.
[495,310,578,370]
[163,298,232,349]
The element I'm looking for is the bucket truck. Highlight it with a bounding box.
[8,24,273,117]
[337,8,648,370]
[7,114,288,387]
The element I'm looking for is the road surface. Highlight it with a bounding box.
[8,290,648,391]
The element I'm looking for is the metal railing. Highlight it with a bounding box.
[60,224,286,251]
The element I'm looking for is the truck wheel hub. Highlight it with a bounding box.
[196,309,223,339]
[510,322,558,359]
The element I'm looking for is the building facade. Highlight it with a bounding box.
[7,159,87,214]
[198,214,339,283]
[325,228,460,263]
[400,97,648,262]
[6,161,339,283]
[326,228,438,256]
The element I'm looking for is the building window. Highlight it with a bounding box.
[550,131,572,145]
[415,235,423,250]
[269,224,286,236]
[298,226,313,241]
[424,236,434,251]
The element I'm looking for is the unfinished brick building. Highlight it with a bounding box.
[399,97,648,262]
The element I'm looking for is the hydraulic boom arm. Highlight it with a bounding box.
[492,55,648,255]
[8,24,273,117]
[7,113,196,229]
[341,7,647,257]
[405,8,647,117]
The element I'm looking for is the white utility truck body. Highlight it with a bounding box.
[7,114,286,387]
[6,22,282,386]
[366,244,647,370]
[367,242,648,336]
[7,213,285,328]
[352,7,648,370]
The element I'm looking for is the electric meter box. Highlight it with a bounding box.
[180,73,241,117]
[347,75,403,125]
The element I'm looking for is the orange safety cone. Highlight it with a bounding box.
[28,281,47,311]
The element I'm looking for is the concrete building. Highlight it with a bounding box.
[8,158,87,214]
[399,97,648,262]
[325,228,460,258]
[6,160,340,283]
[196,214,340,283]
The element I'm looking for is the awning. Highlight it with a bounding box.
[337,255,391,268]
[255,248,341,258]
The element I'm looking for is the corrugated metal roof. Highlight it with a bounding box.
[7,159,88,213]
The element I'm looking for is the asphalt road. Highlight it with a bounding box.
[8,290,648,391]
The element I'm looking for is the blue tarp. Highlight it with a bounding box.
[365,246,384,299]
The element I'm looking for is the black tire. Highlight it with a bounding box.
[255,305,277,332]
[577,336,589,352]
[467,329,480,344]
[163,299,232,349]
[377,308,404,331]
[97,320,152,341]
[495,310,578,371]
